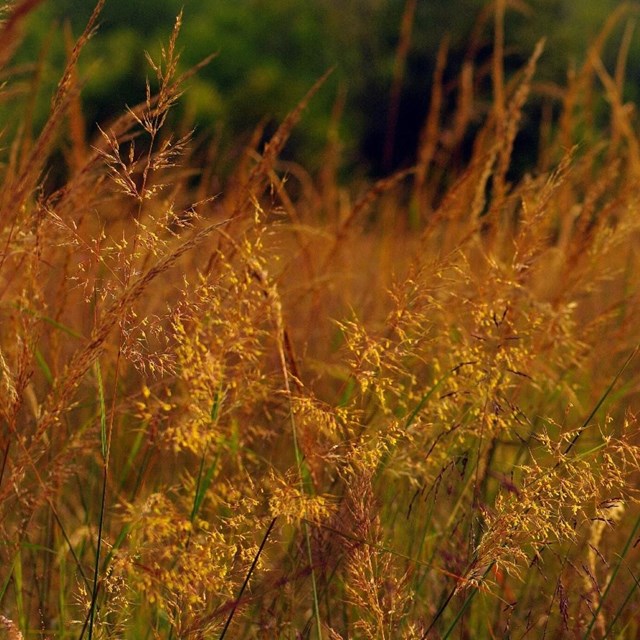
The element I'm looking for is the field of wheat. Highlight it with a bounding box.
[1,1,640,638]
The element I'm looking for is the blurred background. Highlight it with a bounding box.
[8,0,639,177]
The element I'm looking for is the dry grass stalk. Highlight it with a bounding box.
[1,2,640,638]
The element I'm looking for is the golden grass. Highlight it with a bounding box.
[1,1,640,638]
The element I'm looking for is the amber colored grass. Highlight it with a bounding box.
[1,1,640,638]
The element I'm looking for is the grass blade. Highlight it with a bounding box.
[94,360,107,460]
[583,510,640,639]
[218,517,277,640]
[86,358,109,640]
[563,345,638,457]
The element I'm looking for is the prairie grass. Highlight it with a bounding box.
[1,2,640,639]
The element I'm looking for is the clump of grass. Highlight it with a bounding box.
[1,1,640,638]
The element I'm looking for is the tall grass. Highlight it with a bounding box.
[1,1,640,638]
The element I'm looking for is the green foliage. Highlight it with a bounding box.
[8,0,636,173]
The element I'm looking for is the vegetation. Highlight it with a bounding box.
[10,0,635,173]
[1,1,640,638]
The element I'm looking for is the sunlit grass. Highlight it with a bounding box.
[0,1,640,638]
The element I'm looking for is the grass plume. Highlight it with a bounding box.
[1,1,640,638]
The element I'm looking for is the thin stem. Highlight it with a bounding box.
[218,517,277,640]
[583,510,640,639]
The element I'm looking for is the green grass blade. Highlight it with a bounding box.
[0,552,17,604]
[34,348,53,384]
[441,586,481,640]
[87,359,109,640]
[190,454,219,523]
[118,424,147,489]
[86,465,108,640]
[210,386,223,421]
[602,567,640,639]
[16,305,85,339]
[564,345,638,457]
[102,523,132,572]
[404,369,452,429]
[12,547,25,633]
[189,390,224,524]
[583,510,640,639]
[422,564,492,639]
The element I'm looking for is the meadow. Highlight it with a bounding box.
[1,1,640,638]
